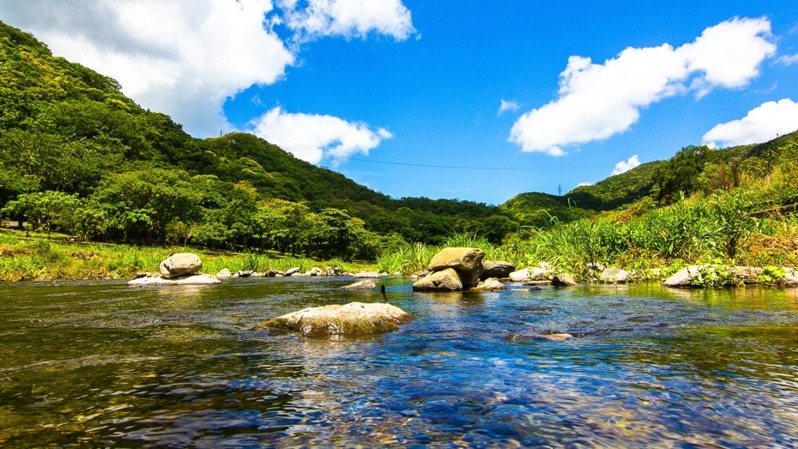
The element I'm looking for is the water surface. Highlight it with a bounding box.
[1,279,797,447]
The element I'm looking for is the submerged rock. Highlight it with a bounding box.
[412,268,463,291]
[481,261,515,280]
[158,253,202,279]
[254,302,411,338]
[534,333,574,341]
[128,274,220,286]
[341,280,377,291]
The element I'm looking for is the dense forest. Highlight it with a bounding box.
[1,20,797,265]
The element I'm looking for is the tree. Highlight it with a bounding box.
[1,190,82,237]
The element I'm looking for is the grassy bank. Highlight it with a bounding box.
[378,189,798,282]
[0,229,377,282]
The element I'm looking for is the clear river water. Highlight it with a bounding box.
[1,278,797,448]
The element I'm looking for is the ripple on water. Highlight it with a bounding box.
[0,281,797,447]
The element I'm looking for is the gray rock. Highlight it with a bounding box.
[284,267,301,276]
[309,267,324,276]
[158,253,202,279]
[216,268,232,279]
[599,267,630,284]
[551,273,577,287]
[663,266,703,288]
[254,302,411,338]
[509,268,530,282]
[353,271,381,278]
[412,268,463,291]
[128,274,220,286]
[784,268,798,287]
[472,277,506,291]
[481,261,516,280]
[237,270,253,278]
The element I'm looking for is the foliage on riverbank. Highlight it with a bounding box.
[380,151,798,280]
[0,230,376,282]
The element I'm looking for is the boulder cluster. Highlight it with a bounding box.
[412,247,515,292]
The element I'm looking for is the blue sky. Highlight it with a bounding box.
[2,1,798,204]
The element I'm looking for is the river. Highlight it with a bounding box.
[1,278,797,447]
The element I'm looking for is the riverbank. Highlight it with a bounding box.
[0,230,377,282]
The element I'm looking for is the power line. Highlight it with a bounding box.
[348,158,604,171]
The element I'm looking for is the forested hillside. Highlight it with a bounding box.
[2,19,796,263]
[0,20,516,256]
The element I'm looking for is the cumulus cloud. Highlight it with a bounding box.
[509,17,776,155]
[278,0,414,41]
[0,0,414,141]
[498,99,520,115]
[0,0,294,136]
[611,155,641,176]
[702,98,798,148]
[252,107,393,164]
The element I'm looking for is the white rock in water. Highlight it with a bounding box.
[254,302,411,338]
[128,274,220,286]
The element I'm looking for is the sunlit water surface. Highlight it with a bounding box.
[1,278,797,448]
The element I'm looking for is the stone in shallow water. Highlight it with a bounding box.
[128,274,221,286]
[254,302,411,338]
[412,268,463,291]
[340,280,377,291]
[472,278,506,291]
[158,253,202,279]
[480,261,515,280]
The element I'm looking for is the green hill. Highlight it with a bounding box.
[0,20,509,255]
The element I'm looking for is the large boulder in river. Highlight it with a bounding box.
[428,247,485,289]
[413,268,463,291]
[428,247,485,272]
[254,302,411,338]
[159,253,202,279]
[481,261,515,280]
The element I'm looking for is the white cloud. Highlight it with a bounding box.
[498,99,520,115]
[510,17,776,155]
[776,53,798,66]
[252,107,393,163]
[0,0,294,136]
[611,155,641,176]
[701,98,798,147]
[278,0,414,41]
[0,0,415,139]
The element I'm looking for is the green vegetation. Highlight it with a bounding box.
[2,19,797,283]
[382,132,798,280]
[0,229,375,282]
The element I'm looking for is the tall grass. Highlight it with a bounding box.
[0,229,376,282]
[378,187,798,279]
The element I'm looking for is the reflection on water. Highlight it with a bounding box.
[1,279,797,447]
